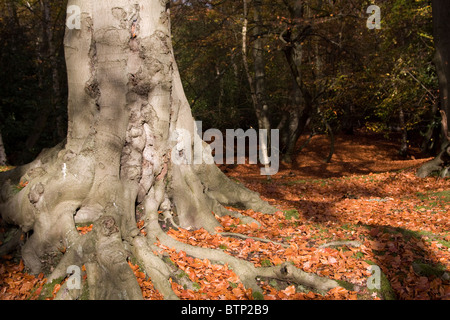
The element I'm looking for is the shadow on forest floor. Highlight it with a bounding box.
[222,133,450,299]
[0,133,448,300]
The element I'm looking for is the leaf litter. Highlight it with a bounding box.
[1,134,449,300]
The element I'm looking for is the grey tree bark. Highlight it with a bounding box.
[0,0,344,300]
[241,0,271,173]
[252,0,271,136]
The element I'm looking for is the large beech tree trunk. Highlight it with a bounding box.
[0,0,342,300]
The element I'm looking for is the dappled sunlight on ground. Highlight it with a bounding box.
[1,133,449,300]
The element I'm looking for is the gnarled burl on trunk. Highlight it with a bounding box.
[0,0,345,300]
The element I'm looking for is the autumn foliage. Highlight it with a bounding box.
[1,134,449,300]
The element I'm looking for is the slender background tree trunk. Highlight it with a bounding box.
[417,0,450,176]
[279,0,314,163]
[432,0,450,143]
[0,130,7,165]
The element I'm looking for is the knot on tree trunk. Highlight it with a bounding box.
[98,215,119,237]
[28,183,45,204]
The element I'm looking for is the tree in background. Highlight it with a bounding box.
[0,130,6,166]
[0,0,68,165]
[417,0,450,177]
[0,0,348,300]
[0,0,439,166]
[171,0,253,130]
[172,0,438,163]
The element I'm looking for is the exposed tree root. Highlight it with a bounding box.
[131,236,180,300]
[0,152,349,299]
[257,262,340,294]
[0,114,345,301]
[131,199,342,299]
[318,240,362,249]
[416,142,450,178]
[417,111,450,178]
[0,0,349,300]
[219,232,289,248]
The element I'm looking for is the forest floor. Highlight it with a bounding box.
[0,132,449,300]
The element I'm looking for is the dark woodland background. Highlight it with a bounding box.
[0,0,441,165]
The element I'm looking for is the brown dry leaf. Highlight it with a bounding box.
[282,285,296,297]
